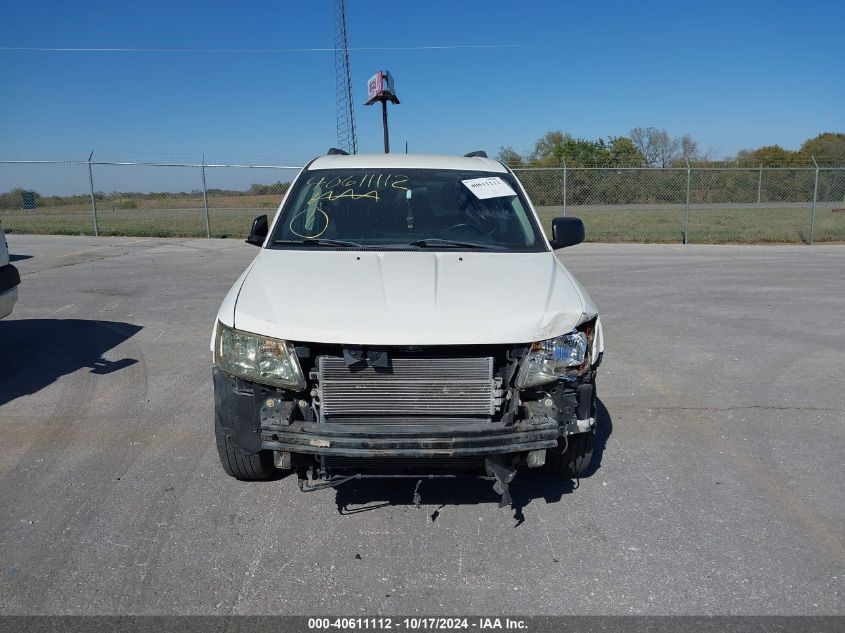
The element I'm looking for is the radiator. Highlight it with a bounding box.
[317,356,498,418]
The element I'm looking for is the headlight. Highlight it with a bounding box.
[214,321,305,390]
[515,330,588,389]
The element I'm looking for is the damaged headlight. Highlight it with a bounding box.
[515,330,589,389]
[214,321,305,390]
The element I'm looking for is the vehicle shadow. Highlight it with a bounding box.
[8,254,33,262]
[583,398,612,478]
[333,398,613,524]
[0,319,142,406]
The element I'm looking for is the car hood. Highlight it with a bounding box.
[230,249,592,345]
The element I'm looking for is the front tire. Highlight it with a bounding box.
[214,417,277,480]
[544,430,595,477]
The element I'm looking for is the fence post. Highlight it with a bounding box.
[201,154,211,238]
[757,165,763,203]
[683,158,691,244]
[810,156,819,245]
[87,150,99,236]
[562,158,567,217]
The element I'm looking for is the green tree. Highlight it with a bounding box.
[248,181,290,195]
[737,145,801,166]
[529,131,625,167]
[496,146,525,167]
[799,132,845,162]
[530,131,569,165]
[609,136,645,166]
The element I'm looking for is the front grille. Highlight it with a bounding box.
[317,356,497,418]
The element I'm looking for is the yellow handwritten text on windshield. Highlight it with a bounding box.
[305,174,409,205]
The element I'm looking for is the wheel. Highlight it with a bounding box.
[214,416,277,480]
[544,430,595,477]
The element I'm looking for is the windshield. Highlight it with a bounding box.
[268,168,546,251]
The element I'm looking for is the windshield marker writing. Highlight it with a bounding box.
[391,174,409,191]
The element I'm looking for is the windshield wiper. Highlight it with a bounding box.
[273,238,364,248]
[408,238,502,250]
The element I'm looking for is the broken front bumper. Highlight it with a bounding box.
[213,366,594,459]
[260,419,561,458]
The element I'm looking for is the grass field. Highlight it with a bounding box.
[537,203,845,243]
[1,198,843,243]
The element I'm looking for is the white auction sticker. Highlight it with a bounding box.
[461,176,517,200]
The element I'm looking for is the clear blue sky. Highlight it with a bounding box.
[1,0,843,165]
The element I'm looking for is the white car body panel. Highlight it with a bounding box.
[225,249,596,347]
[212,153,602,352]
[306,153,507,174]
[210,260,259,350]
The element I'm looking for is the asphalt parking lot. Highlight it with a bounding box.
[0,235,842,615]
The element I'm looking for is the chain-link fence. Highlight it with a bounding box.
[204,165,300,238]
[0,159,301,239]
[1,159,843,243]
[517,165,845,243]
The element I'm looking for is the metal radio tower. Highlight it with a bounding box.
[334,0,357,154]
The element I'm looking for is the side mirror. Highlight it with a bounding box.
[246,214,269,247]
[549,217,585,249]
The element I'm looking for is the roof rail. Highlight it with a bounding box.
[464,150,488,158]
[327,147,349,156]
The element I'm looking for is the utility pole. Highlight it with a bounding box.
[381,100,390,153]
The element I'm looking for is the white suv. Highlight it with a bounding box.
[211,151,603,505]
[0,225,19,319]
